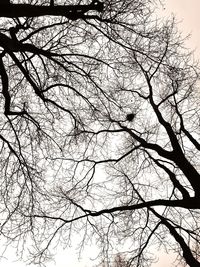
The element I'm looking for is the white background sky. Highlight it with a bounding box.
[1,1,200,267]
[164,0,200,57]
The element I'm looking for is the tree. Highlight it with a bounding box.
[99,253,129,267]
[0,0,200,266]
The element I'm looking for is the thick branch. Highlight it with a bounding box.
[31,197,200,225]
[88,197,200,215]
[146,152,190,199]
[151,209,200,267]
[0,32,58,55]
[0,1,104,18]
[144,73,200,197]
[118,122,174,160]
[0,56,25,115]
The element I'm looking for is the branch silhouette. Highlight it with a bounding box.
[0,0,104,18]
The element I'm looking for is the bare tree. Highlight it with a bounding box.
[0,0,200,267]
[98,253,129,267]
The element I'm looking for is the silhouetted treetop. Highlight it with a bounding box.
[0,1,200,267]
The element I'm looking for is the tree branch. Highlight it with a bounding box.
[0,1,104,18]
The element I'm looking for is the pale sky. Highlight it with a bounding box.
[1,1,200,267]
[164,0,200,56]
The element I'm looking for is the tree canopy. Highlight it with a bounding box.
[0,0,200,266]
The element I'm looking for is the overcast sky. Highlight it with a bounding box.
[165,0,200,56]
[1,1,200,267]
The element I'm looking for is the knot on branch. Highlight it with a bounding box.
[66,0,104,20]
[90,0,104,12]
